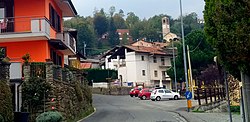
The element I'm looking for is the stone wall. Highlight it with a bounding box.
[92,87,132,95]
[23,62,93,121]
[192,100,228,112]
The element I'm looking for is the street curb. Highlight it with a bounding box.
[77,107,96,122]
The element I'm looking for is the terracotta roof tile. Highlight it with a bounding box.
[80,63,92,69]
[124,45,167,55]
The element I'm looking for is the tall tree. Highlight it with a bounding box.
[93,10,109,37]
[167,30,215,84]
[204,0,250,120]
[113,13,127,29]
[109,6,116,17]
[108,17,119,46]
[126,12,140,28]
[171,12,203,36]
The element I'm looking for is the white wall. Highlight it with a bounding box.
[106,49,172,87]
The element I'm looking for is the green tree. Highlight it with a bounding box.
[126,12,140,28]
[167,30,215,83]
[204,0,250,76]
[93,10,109,37]
[0,81,13,122]
[171,12,203,36]
[64,16,97,56]
[108,17,119,47]
[204,0,250,120]
[113,13,127,29]
[120,33,129,45]
[22,77,51,114]
[109,6,116,17]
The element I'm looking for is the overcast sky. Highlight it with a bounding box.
[71,0,205,19]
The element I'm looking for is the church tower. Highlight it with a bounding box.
[162,17,170,37]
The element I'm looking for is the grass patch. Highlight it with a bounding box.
[230,106,240,115]
[67,106,95,122]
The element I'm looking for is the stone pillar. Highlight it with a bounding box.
[23,64,30,82]
[0,61,10,83]
[46,61,54,83]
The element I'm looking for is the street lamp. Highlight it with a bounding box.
[179,0,188,92]
[171,39,177,92]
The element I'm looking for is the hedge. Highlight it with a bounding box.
[0,81,13,122]
[83,69,117,82]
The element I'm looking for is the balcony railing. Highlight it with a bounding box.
[0,16,50,40]
[56,32,76,54]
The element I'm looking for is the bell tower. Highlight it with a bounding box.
[162,17,170,38]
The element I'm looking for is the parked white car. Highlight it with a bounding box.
[150,89,180,101]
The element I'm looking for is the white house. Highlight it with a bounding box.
[102,43,173,89]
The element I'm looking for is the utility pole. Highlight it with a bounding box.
[172,40,177,91]
[187,45,194,98]
[241,72,250,122]
[180,0,189,112]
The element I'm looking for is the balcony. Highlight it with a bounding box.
[0,17,50,42]
[56,32,76,55]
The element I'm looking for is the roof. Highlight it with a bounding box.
[108,45,171,60]
[99,46,120,59]
[80,63,92,69]
[55,0,77,17]
[124,45,166,55]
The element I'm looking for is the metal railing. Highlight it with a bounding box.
[0,16,50,36]
[53,66,62,81]
[56,32,76,53]
[69,34,76,52]
[30,62,46,79]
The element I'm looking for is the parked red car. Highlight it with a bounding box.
[138,88,154,100]
[129,87,142,97]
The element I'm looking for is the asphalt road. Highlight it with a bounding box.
[82,94,187,122]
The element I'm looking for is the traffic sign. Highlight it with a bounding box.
[185,91,192,100]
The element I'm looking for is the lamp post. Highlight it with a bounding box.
[179,0,188,92]
[171,39,177,92]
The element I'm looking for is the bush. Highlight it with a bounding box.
[0,114,4,122]
[22,77,51,111]
[36,111,63,122]
[0,81,13,122]
[230,106,240,113]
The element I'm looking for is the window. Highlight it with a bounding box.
[153,56,157,63]
[50,49,62,66]
[158,90,164,93]
[142,70,146,76]
[0,8,5,19]
[141,56,144,61]
[162,71,166,78]
[161,57,165,65]
[165,90,171,93]
[0,47,6,58]
[49,4,61,32]
[154,70,158,77]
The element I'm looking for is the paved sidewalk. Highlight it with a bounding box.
[176,110,242,122]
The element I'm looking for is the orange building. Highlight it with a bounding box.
[0,0,77,66]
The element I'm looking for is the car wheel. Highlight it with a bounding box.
[142,96,147,100]
[174,95,178,100]
[151,99,155,101]
[156,96,161,101]
[130,94,133,97]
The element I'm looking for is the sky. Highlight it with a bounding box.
[71,0,205,19]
